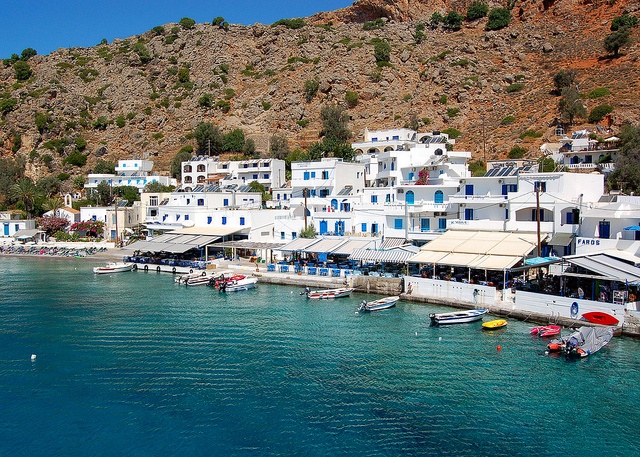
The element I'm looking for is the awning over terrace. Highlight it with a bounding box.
[562,253,640,285]
[349,246,419,263]
[124,233,220,253]
[408,230,543,271]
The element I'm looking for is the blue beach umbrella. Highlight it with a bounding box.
[623,226,640,231]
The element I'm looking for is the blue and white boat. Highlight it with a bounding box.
[358,296,399,312]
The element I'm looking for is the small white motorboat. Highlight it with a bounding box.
[429,308,487,326]
[304,287,354,299]
[93,262,134,274]
[218,276,258,292]
[358,296,399,312]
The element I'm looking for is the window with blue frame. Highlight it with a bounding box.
[434,190,444,204]
[292,232,297,239]
[371,223,378,234]
[320,189,329,198]
[197,199,204,206]
[176,215,181,220]
[311,171,316,178]
[184,215,189,221]
[322,171,329,179]
[304,171,310,180]
[223,198,229,206]
[394,218,403,229]
[281,231,285,239]
[371,195,378,203]
[222,216,227,225]
[264,174,269,179]
[240,217,245,225]
[439,218,447,230]
[421,218,430,232]
[464,208,473,221]
[361,223,367,232]
[207,216,212,224]
[252,174,258,179]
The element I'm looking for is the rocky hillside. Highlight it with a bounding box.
[1,0,639,187]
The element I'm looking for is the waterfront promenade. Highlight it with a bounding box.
[3,239,639,337]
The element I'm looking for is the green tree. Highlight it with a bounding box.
[36,176,62,197]
[588,104,614,123]
[320,104,350,144]
[13,60,32,80]
[35,112,52,133]
[552,69,577,95]
[194,122,223,155]
[559,87,586,125]
[466,2,488,21]
[269,134,289,160]
[170,146,193,179]
[243,137,256,156]
[144,181,174,192]
[299,223,316,238]
[133,41,152,64]
[611,14,639,31]
[94,159,116,174]
[372,38,391,63]
[486,8,510,31]
[114,185,140,204]
[41,195,65,216]
[179,17,196,29]
[223,128,246,152]
[21,48,37,60]
[443,11,464,30]
[9,178,39,218]
[177,66,190,84]
[604,28,631,57]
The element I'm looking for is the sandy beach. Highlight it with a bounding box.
[0,238,124,261]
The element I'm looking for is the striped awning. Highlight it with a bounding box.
[350,247,419,263]
[331,238,376,256]
[277,237,321,252]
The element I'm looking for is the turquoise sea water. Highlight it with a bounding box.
[1,256,640,457]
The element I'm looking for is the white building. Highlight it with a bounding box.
[1,212,35,238]
[85,159,175,194]
[181,156,285,191]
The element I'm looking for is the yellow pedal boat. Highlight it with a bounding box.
[482,319,508,330]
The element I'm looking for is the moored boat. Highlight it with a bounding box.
[304,287,354,299]
[358,296,399,312]
[482,319,507,330]
[547,326,613,357]
[92,262,134,274]
[530,325,561,338]
[217,276,258,292]
[581,311,619,326]
[429,308,487,326]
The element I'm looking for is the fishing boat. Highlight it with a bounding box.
[547,326,614,357]
[581,311,619,326]
[304,287,354,299]
[482,319,507,330]
[530,325,561,338]
[429,308,487,326]
[92,261,133,274]
[358,296,399,312]
[217,276,258,292]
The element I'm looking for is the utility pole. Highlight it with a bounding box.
[535,183,541,258]
[303,188,308,230]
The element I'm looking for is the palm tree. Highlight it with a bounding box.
[42,195,65,217]
[9,178,39,218]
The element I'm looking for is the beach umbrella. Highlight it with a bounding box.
[623,226,640,231]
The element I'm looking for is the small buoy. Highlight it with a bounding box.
[415,331,418,336]
[31,354,36,361]
[496,345,502,351]
[438,336,442,341]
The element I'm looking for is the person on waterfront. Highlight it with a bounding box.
[578,286,585,299]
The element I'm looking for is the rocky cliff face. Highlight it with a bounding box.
[1,0,638,186]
